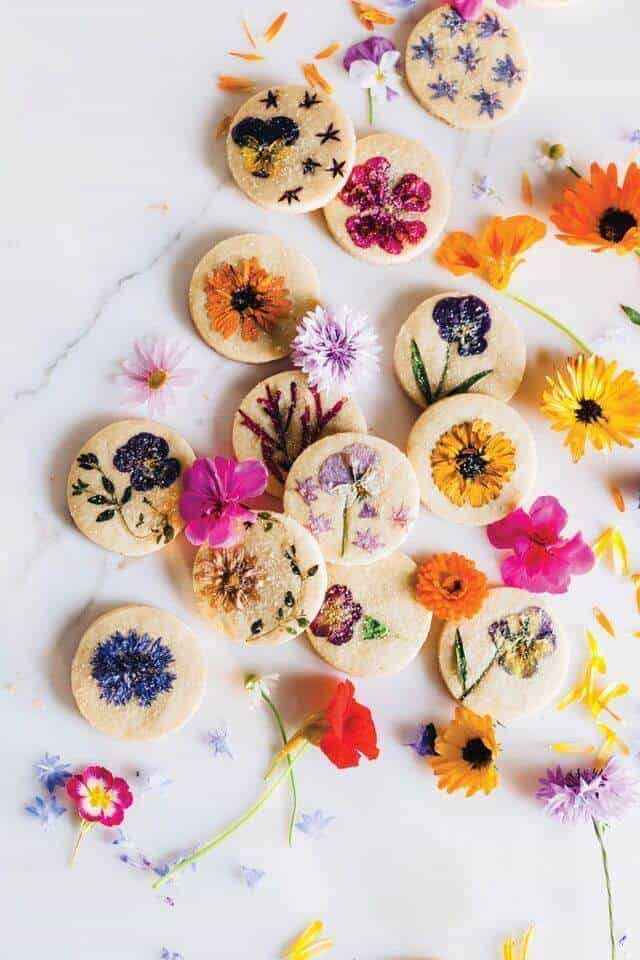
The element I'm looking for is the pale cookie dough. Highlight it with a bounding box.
[232,370,368,497]
[226,86,356,213]
[192,511,327,646]
[394,291,526,408]
[323,133,450,265]
[189,234,320,363]
[405,5,528,130]
[67,420,194,556]
[407,394,535,526]
[439,587,568,723]
[307,552,432,677]
[283,432,419,565]
[71,605,207,741]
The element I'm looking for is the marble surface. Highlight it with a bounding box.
[3,1,640,958]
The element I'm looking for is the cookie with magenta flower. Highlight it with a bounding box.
[323,134,450,264]
[394,291,526,408]
[283,432,420,565]
[189,234,320,363]
[307,552,432,677]
[71,605,207,741]
[67,419,194,556]
[439,587,568,723]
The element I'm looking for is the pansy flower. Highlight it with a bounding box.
[433,295,491,357]
[343,36,401,125]
[488,606,556,679]
[113,433,181,492]
[319,442,384,556]
[66,766,133,863]
[310,584,363,646]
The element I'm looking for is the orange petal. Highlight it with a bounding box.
[352,1,395,29]
[610,483,625,513]
[436,231,484,276]
[593,606,616,637]
[242,17,257,48]
[263,11,288,42]
[315,42,341,60]
[228,51,264,61]
[217,75,255,92]
[521,171,533,206]
[215,114,232,138]
[302,62,333,94]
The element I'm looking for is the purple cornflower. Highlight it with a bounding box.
[292,305,380,395]
[454,43,482,74]
[470,87,503,119]
[428,75,458,103]
[536,758,639,825]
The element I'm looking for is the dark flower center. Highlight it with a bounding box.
[231,284,261,315]
[598,207,637,244]
[462,737,493,769]
[575,397,603,424]
[456,449,488,479]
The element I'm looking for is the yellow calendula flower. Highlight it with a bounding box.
[430,420,516,508]
[282,921,333,960]
[429,706,500,798]
[503,927,534,960]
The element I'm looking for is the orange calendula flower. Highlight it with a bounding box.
[302,63,333,94]
[550,162,640,254]
[205,258,291,341]
[263,11,288,42]
[352,1,395,30]
[217,75,255,93]
[415,552,488,620]
[436,215,546,291]
[429,706,499,798]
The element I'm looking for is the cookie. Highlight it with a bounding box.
[232,371,368,497]
[394,291,526,408]
[192,511,327,646]
[307,552,432,677]
[323,133,450,264]
[283,432,419,565]
[439,587,568,723]
[405,5,528,130]
[67,420,194,556]
[189,234,320,363]
[226,86,356,213]
[71,605,207,741]
[407,394,535,526]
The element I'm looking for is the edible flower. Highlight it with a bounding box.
[343,36,401,125]
[415,552,488,619]
[116,336,196,417]
[352,2,395,31]
[66,766,133,864]
[179,456,268,547]
[429,706,500,798]
[291,304,380,396]
[551,162,640,254]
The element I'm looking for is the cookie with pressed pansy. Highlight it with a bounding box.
[189,234,319,363]
[67,420,194,556]
[407,394,535,526]
[323,133,450,264]
[71,605,207,741]
[227,86,356,213]
[394,292,525,408]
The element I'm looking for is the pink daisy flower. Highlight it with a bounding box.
[117,336,197,416]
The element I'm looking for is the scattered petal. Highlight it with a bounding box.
[25,794,66,828]
[549,742,595,754]
[610,484,626,513]
[315,42,341,60]
[161,949,184,960]
[215,114,232,139]
[136,768,173,794]
[217,75,255,92]
[631,574,640,614]
[303,63,333,94]
[206,728,233,759]
[34,753,72,793]
[228,50,264,61]
[282,920,333,960]
[295,809,336,836]
[593,606,616,637]
[596,723,630,766]
[352,2,395,30]
[263,11,288,42]
[242,17,257,48]
[593,526,630,576]
[240,864,266,888]
[521,170,533,206]
[503,927,534,960]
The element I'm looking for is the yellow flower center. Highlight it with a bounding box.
[147,368,169,390]
[548,143,566,159]
[87,784,112,812]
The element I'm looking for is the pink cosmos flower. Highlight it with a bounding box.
[487,495,594,594]
[117,336,197,416]
[454,0,518,19]
[179,456,268,547]
[66,766,133,827]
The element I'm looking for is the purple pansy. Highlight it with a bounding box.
[311,584,363,646]
[319,443,382,497]
[433,295,491,357]
[113,432,181,492]
[343,36,401,104]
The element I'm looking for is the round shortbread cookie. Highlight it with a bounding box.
[405,5,528,130]
[439,587,568,723]
[67,420,194,556]
[283,432,419,565]
[323,133,450,264]
[232,370,368,497]
[407,394,535,526]
[307,552,432,677]
[192,511,327,646]
[226,86,356,213]
[394,291,526,408]
[71,605,207,741]
[189,234,320,363]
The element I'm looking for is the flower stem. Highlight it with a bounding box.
[261,688,298,847]
[459,649,500,703]
[70,820,92,867]
[340,500,349,558]
[368,88,375,126]
[593,818,616,960]
[151,744,308,889]
[506,291,593,355]
[568,165,582,180]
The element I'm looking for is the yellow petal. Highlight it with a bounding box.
[593,606,616,637]
[263,11,288,42]
[592,527,613,559]
[595,722,630,766]
[550,742,595,754]
[283,921,325,959]
[611,528,630,575]
[315,42,341,59]
[520,927,534,960]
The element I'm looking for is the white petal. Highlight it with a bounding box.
[349,59,378,89]
[379,49,401,73]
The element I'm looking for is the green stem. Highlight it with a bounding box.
[433,343,451,400]
[261,689,298,847]
[506,291,593,355]
[459,649,500,703]
[593,818,616,960]
[152,744,308,889]
[368,88,375,126]
[568,165,582,180]
[340,499,349,558]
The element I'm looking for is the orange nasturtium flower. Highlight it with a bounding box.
[436,215,546,291]
[551,162,640,254]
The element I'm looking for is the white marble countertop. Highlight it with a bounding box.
[3,1,640,958]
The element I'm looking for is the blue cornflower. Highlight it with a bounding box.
[25,794,66,828]
[160,949,183,960]
[440,8,466,36]
[428,74,458,103]
[240,865,266,888]
[405,723,437,757]
[385,0,416,6]
[295,809,336,837]
[491,54,523,87]
[113,829,153,871]
[470,86,503,119]
[454,43,482,74]
[626,129,640,144]
[206,728,233,759]
[476,12,508,39]
[411,33,440,66]
[91,630,176,708]
[34,753,72,793]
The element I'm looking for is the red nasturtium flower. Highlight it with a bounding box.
[319,679,379,769]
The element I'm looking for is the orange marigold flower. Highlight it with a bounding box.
[550,162,640,254]
[352,1,395,30]
[205,258,292,341]
[436,215,547,291]
[429,706,499,798]
[415,552,488,620]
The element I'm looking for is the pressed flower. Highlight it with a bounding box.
[593,606,616,638]
[521,170,533,206]
[25,794,67,828]
[551,162,640,254]
[310,584,363,645]
[206,728,233,759]
[536,141,575,174]
[282,921,333,960]
[503,928,533,960]
[302,63,333,94]
[343,36,400,124]
[194,546,263,612]
[291,305,380,396]
[240,865,265,888]
[415,552,488,620]
[205,258,292,342]
[179,456,268,548]
[317,443,383,556]
[430,420,516,508]
[116,336,196,417]
[91,629,175,707]
[262,11,288,42]
[429,706,499,797]
[66,766,133,863]
[592,526,631,576]
[352,1,395,31]
[217,75,255,92]
[315,42,341,60]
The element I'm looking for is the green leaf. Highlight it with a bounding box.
[95,509,115,523]
[307,564,319,577]
[162,524,174,543]
[120,485,132,504]
[454,628,468,695]
[296,617,309,628]
[286,626,298,635]
[257,511,273,520]
[284,590,295,607]
[621,304,640,326]
[71,479,89,495]
[101,475,115,495]
[411,339,433,405]
[87,495,109,505]
[362,615,389,641]
[77,453,98,470]
[277,608,284,620]
[250,619,263,635]
[444,368,493,398]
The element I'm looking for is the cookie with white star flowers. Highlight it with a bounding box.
[439,587,568,723]
[192,511,327,646]
[405,5,529,130]
[307,552,432,677]
[323,133,450,264]
[226,86,356,213]
[393,291,526,408]
[189,234,320,363]
[406,394,535,526]
[71,605,207,741]
[232,371,368,497]
[283,432,420,565]
[67,420,194,557]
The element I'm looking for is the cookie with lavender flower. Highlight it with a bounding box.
[394,292,526,408]
[283,432,419,565]
[71,605,207,741]
[192,511,327,645]
[307,553,432,676]
[189,234,320,363]
[439,587,568,723]
[323,134,450,264]
[405,6,528,130]
[232,371,367,497]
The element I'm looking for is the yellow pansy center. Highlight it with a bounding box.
[147,368,169,390]
[87,784,112,812]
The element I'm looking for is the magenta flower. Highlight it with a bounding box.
[486,495,594,594]
[454,0,517,19]
[339,156,431,256]
[179,456,267,547]
[116,336,197,417]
